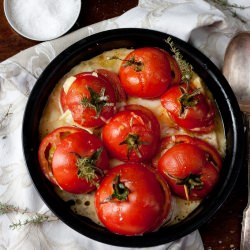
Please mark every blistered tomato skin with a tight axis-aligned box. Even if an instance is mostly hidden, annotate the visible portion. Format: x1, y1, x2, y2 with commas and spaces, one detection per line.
161, 84, 215, 133
157, 135, 221, 200
102, 104, 161, 162
60, 72, 116, 128
52, 130, 110, 194
155, 134, 222, 171
95, 69, 127, 102
95, 163, 172, 236
119, 47, 172, 99
162, 50, 182, 86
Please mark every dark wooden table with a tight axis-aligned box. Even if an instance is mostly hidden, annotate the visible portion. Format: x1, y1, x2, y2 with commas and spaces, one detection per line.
0, 1, 247, 249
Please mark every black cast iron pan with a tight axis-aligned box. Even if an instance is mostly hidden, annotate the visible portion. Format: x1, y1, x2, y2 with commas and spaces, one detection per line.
22, 28, 245, 247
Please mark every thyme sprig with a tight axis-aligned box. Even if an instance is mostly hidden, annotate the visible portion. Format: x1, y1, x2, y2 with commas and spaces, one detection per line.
165, 37, 193, 82
71, 147, 104, 184
208, 0, 250, 23
81, 87, 113, 117
0, 104, 13, 129
0, 202, 58, 230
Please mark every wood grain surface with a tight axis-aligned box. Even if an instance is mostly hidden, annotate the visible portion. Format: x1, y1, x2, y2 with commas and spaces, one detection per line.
0, 1, 247, 249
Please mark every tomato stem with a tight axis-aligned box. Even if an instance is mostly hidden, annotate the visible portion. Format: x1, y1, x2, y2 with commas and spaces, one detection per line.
101, 175, 130, 203
167, 173, 203, 200
120, 133, 146, 159
71, 148, 104, 184
108, 56, 144, 72
81, 87, 113, 117
184, 185, 190, 201
178, 87, 200, 118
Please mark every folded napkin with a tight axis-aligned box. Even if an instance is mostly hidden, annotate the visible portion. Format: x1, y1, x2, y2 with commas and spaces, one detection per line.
0, 0, 250, 249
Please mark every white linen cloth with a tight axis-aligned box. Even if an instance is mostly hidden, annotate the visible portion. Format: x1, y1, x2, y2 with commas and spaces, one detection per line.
0, 0, 250, 249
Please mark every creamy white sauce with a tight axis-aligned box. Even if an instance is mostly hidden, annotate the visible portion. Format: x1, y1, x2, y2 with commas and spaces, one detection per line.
39, 48, 226, 228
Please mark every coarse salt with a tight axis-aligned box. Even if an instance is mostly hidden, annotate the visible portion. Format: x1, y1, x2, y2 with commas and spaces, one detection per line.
6, 0, 81, 41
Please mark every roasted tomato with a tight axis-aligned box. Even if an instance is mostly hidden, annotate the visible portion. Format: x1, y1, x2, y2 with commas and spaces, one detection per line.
156, 135, 222, 200
119, 47, 172, 98
60, 72, 116, 128
163, 50, 182, 85
38, 126, 84, 184
95, 69, 127, 103
95, 163, 172, 236
153, 134, 222, 170
52, 130, 109, 194
161, 83, 215, 133
102, 104, 160, 162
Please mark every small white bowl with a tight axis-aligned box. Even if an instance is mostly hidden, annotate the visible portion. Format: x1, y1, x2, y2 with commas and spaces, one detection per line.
4, 0, 81, 41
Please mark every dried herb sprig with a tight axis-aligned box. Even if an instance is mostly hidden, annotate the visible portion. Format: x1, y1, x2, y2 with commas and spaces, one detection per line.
208, 0, 250, 23
81, 87, 113, 117
9, 214, 58, 230
0, 104, 12, 129
0, 202, 20, 214
0, 202, 58, 229
165, 37, 193, 82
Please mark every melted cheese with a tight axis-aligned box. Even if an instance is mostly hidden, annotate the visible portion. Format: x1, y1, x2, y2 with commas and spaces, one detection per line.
39, 48, 226, 228
63, 76, 76, 94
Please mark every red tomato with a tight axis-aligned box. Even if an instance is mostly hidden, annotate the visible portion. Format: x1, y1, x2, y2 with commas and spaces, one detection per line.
95, 163, 172, 235
38, 126, 84, 184
161, 83, 215, 133
102, 105, 160, 162
119, 47, 172, 98
163, 50, 182, 85
60, 72, 116, 128
153, 134, 222, 170
52, 130, 109, 194
95, 69, 127, 102
157, 135, 222, 200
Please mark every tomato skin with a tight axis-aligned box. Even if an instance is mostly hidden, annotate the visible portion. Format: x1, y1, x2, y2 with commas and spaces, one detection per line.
192, 161, 219, 199
95, 69, 127, 102
161, 84, 215, 133
61, 72, 116, 128
159, 143, 207, 178
102, 105, 160, 162
157, 135, 221, 200
60, 87, 68, 111
163, 51, 182, 85
154, 134, 222, 170
119, 47, 172, 98
95, 163, 172, 236
38, 126, 84, 184
148, 166, 172, 231
52, 130, 109, 194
